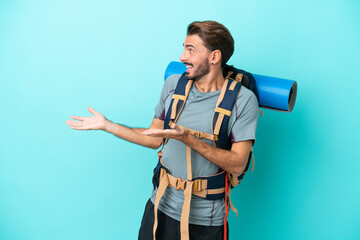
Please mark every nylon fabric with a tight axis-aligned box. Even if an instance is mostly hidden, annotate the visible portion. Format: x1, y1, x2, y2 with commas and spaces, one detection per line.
180, 181, 194, 240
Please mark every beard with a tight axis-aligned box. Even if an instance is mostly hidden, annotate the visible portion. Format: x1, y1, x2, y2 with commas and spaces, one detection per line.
185, 59, 211, 81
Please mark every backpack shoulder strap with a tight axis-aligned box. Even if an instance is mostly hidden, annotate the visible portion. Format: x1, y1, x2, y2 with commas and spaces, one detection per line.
223, 65, 259, 101
212, 72, 242, 149
163, 73, 193, 144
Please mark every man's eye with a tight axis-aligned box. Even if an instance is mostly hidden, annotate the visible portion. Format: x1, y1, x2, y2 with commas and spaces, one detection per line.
188, 49, 194, 53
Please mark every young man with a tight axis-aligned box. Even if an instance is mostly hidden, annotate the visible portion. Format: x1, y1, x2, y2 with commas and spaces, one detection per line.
66, 21, 259, 240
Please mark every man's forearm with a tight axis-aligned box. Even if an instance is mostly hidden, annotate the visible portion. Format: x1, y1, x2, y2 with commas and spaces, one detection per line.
182, 133, 249, 177
141, 124, 252, 176
104, 119, 162, 149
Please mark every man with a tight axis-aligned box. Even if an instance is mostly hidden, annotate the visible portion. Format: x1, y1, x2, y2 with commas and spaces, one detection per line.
66, 21, 259, 240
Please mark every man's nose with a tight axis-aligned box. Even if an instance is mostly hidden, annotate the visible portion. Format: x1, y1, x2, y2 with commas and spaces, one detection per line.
180, 50, 187, 62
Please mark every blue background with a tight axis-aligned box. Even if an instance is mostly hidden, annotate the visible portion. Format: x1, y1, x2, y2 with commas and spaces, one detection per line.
0, 0, 359, 239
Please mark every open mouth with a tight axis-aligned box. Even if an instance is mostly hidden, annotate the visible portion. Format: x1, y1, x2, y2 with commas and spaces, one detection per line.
184, 63, 194, 72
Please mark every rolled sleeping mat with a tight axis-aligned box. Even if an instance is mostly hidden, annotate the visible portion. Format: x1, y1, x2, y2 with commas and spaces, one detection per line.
164, 61, 297, 112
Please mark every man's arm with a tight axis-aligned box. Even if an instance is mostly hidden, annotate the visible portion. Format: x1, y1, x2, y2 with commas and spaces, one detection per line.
142, 124, 252, 177
104, 117, 164, 149
66, 107, 164, 149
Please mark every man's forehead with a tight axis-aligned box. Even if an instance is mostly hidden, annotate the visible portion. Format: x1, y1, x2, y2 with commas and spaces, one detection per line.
183, 34, 205, 48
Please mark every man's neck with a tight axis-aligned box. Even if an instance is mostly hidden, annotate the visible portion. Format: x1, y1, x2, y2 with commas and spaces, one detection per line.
194, 69, 225, 92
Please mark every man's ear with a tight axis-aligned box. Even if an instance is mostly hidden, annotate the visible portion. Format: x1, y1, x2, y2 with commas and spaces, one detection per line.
210, 50, 222, 65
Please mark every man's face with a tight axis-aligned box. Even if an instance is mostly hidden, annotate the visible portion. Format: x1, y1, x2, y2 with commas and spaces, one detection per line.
180, 34, 211, 81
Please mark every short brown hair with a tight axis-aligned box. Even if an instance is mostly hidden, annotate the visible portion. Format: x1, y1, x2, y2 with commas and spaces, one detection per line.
187, 21, 234, 67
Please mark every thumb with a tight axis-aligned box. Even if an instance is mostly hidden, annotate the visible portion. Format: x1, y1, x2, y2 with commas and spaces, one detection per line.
171, 123, 180, 130
88, 107, 97, 115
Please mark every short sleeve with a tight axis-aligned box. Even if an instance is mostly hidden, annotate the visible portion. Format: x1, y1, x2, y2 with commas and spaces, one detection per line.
230, 89, 259, 143
154, 74, 180, 120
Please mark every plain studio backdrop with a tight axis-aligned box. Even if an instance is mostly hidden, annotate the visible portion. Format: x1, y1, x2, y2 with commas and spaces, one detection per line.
0, 0, 359, 239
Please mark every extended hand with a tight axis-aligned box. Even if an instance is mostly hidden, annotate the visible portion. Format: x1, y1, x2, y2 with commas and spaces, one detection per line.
66, 107, 106, 130
142, 123, 188, 142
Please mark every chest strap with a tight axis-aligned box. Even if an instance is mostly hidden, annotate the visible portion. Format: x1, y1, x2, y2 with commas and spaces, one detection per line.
169, 121, 218, 142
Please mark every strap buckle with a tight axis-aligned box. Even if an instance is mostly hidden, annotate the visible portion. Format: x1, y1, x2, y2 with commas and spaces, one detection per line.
193, 180, 203, 191
175, 178, 186, 190
194, 131, 206, 139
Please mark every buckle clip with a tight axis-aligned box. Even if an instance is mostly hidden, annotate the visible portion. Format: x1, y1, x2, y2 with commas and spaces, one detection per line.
175, 178, 186, 190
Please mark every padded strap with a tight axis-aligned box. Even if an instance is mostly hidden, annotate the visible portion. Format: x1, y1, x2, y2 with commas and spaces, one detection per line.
164, 78, 193, 145
212, 78, 242, 149
174, 80, 193, 123
212, 79, 229, 136
171, 98, 179, 119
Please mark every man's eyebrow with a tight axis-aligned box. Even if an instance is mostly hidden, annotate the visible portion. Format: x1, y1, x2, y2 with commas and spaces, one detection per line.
183, 43, 196, 49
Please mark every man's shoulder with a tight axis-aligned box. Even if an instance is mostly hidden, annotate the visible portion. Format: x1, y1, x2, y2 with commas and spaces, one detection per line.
237, 85, 258, 104
164, 74, 182, 90
233, 85, 259, 116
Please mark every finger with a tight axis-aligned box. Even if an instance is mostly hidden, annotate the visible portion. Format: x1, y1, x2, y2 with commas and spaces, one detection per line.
69, 126, 87, 130
88, 107, 97, 115
66, 120, 83, 126
70, 116, 85, 121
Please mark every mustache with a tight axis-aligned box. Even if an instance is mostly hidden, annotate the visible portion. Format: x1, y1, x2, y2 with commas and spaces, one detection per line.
183, 62, 194, 67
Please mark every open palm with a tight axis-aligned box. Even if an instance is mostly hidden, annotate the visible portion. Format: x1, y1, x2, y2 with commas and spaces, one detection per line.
66, 107, 106, 130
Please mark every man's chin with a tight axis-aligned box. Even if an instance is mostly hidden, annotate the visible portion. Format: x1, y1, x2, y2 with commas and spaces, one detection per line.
185, 72, 193, 80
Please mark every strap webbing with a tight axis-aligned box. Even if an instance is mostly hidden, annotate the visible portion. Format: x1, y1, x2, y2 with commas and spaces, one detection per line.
153, 170, 169, 240
225, 71, 233, 79
212, 79, 229, 136
227, 184, 238, 217
169, 121, 218, 141
186, 146, 192, 180
172, 94, 187, 101
215, 107, 232, 116
179, 146, 193, 240
214, 113, 225, 135
180, 181, 193, 240
235, 73, 243, 82
214, 79, 229, 114
229, 80, 238, 91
